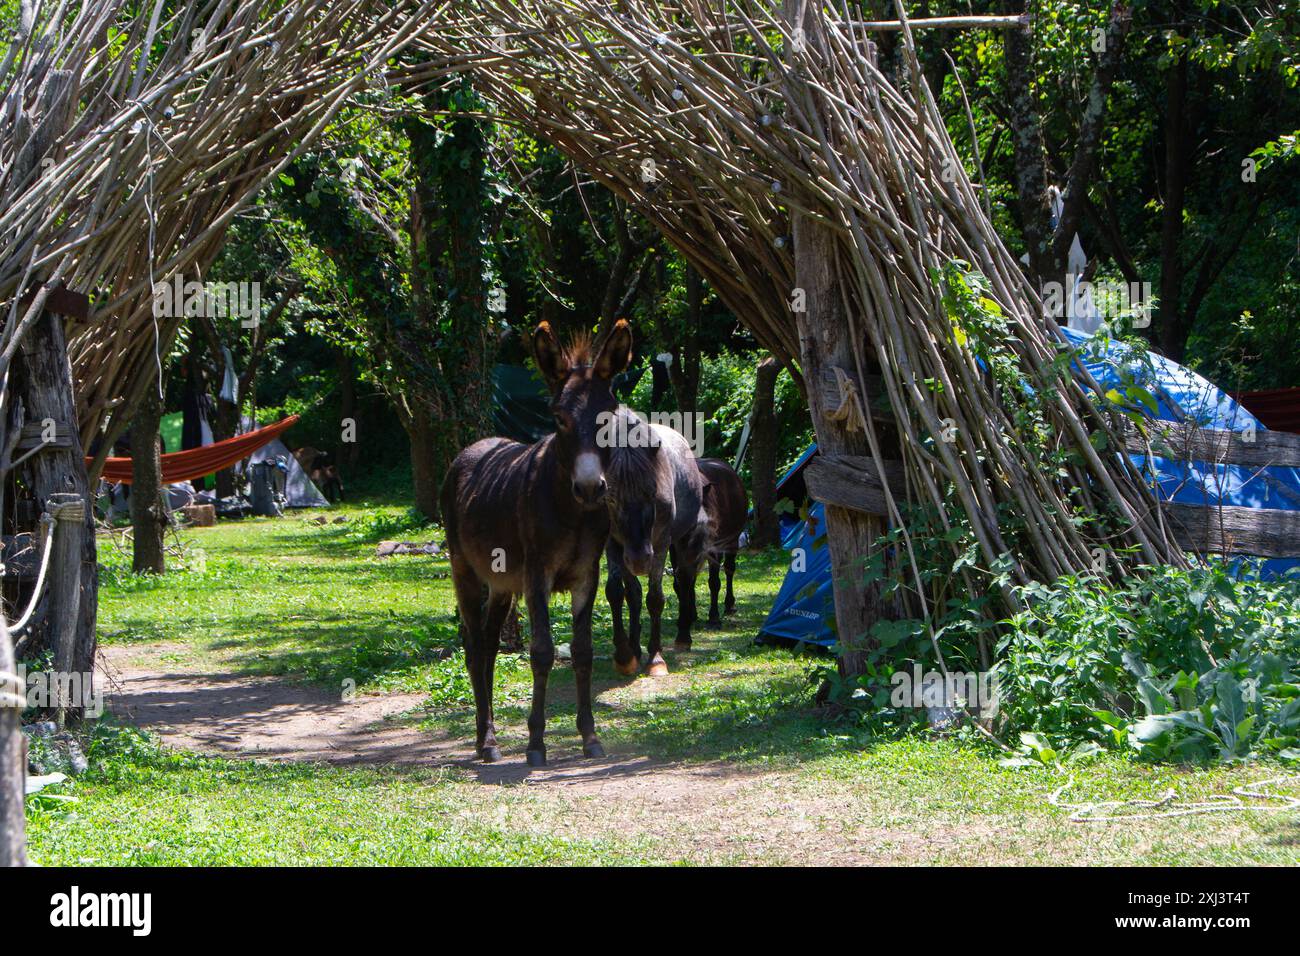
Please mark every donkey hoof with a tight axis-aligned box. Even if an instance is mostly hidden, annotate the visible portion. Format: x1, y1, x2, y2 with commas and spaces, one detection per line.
673, 641, 692, 653
526, 749, 547, 767
614, 656, 641, 677
480, 746, 502, 763
647, 655, 669, 677
706, 616, 722, 629
583, 740, 606, 759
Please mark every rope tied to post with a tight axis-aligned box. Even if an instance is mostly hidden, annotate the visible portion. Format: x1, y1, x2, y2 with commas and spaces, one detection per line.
824, 365, 865, 433
47, 498, 85, 523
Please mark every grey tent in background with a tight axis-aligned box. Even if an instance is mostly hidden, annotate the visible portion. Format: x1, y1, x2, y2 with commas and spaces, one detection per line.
246, 437, 330, 509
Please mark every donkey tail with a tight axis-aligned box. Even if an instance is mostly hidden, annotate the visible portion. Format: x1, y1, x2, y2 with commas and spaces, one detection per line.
438, 461, 461, 555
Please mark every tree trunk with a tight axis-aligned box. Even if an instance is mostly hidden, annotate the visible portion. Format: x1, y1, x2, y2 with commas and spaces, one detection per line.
1156, 49, 1191, 361
667, 266, 703, 414
13, 309, 96, 704
0, 618, 26, 867
1003, 4, 1054, 284
1048, 2, 1134, 285
337, 348, 361, 474
1005, 2, 1133, 296
403, 80, 494, 516
130, 382, 167, 574
212, 397, 239, 499
408, 414, 441, 521
600, 198, 643, 336
750, 355, 781, 548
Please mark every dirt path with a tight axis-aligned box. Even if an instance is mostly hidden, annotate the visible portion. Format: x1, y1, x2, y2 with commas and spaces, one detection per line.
98, 643, 909, 863
100, 644, 779, 786
100, 644, 709, 782
101, 644, 449, 766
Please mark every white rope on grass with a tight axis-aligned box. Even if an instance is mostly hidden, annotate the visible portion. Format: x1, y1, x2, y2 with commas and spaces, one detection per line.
1050, 773, 1300, 822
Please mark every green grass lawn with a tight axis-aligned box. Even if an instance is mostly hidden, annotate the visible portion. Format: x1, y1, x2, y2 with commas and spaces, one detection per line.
25, 500, 1300, 866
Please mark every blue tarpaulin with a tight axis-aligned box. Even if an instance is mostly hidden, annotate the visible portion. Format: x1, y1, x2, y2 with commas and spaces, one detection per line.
758, 328, 1300, 648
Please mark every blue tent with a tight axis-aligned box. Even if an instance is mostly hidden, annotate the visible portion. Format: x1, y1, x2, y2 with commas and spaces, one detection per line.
758, 329, 1300, 648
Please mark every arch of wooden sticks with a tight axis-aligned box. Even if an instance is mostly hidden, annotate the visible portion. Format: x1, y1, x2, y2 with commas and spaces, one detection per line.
2, 0, 1183, 627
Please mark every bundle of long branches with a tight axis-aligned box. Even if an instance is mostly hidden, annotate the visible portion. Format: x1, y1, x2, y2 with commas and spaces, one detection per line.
0, 0, 445, 471
419, 0, 1185, 623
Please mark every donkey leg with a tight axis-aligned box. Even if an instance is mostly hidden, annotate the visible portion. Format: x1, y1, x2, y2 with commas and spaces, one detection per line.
674, 537, 705, 652
645, 554, 668, 676
724, 551, 737, 615
671, 544, 698, 627
452, 562, 494, 761
572, 560, 605, 758
706, 554, 723, 627
673, 563, 700, 651
605, 544, 639, 676
625, 571, 644, 664
523, 575, 555, 767
476, 591, 512, 762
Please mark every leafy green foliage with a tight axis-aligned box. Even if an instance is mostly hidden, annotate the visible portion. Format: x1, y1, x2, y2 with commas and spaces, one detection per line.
999, 564, 1300, 764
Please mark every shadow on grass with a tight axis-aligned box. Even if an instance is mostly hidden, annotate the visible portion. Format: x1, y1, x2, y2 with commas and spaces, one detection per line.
106, 527, 860, 771
205, 609, 463, 686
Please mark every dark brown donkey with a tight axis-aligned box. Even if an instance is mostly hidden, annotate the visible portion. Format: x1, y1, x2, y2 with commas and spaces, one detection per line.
440, 320, 633, 766
696, 458, 747, 626
604, 415, 710, 677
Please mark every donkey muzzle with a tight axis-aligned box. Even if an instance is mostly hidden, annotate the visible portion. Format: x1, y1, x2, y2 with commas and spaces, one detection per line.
572, 476, 607, 506
572, 452, 607, 506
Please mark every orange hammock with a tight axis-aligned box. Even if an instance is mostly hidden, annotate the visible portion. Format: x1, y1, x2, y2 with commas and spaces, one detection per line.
94, 415, 301, 485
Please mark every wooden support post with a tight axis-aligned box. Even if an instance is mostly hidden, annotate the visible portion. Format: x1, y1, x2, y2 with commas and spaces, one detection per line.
0, 617, 27, 867
14, 309, 97, 713
781, 0, 897, 676
792, 213, 889, 676
850, 14, 1030, 32
46, 493, 84, 726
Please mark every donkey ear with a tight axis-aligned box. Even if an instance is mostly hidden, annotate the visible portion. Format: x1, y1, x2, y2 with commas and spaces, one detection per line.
531, 321, 568, 388
594, 319, 633, 380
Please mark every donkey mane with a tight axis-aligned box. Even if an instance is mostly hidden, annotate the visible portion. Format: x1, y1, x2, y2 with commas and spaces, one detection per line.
560, 330, 594, 369
606, 441, 659, 511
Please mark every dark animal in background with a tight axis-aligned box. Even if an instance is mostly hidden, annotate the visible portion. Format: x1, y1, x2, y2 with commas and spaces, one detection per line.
440, 320, 633, 766
696, 458, 747, 626
604, 414, 710, 677
293, 446, 344, 502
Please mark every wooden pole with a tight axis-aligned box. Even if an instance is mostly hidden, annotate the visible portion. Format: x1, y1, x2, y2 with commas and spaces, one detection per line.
15, 309, 96, 713
0, 616, 28, 867
851, 15, 1029, 32
782, 2, 893, 677
792, 214, 888, 676
46, 492, 84, 726
750, 355, 781, 548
